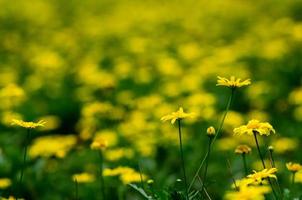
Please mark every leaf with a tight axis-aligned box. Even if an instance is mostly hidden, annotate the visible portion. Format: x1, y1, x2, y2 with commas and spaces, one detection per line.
129, 183, 153, 199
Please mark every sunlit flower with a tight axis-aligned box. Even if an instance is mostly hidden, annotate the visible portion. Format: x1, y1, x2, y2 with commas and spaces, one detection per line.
272, 138, 298, 153
234, 119, 275, 136
11, 119, 46, 129
0, 178, 11, 189
103, 166, 147, 184
72, 173, 95, 183
206, 126, 216, 136
160, 107, 195, 124
225, 185, 270, 200
90, 138, 108, 150
235, 145, 251, 154
0, 196, 22, 200
216, 76, 251, 88
247, 168, 277, 184
286, 162, 302, 172
29, 135, 76, 158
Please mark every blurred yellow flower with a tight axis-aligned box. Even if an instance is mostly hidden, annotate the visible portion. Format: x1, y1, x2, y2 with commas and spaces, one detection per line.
72, 173, 95, 183
11, 119, 46, 129
90, 138, 108, 150
247, 168, 277, 184
103, 166, 147, 184
0, 84, 25, 99
235, 145, 251, 154
234, 119, 275, 136
225, 185, 270, 200
216, 76, 251, 88
104, 148, 134, 161
271, 137, 298, 153
0, 178, 11, 189
295, 171, 302, 183
161, 107, 195, 124
37, 115, 61, 131
29, 135, 76, 158
286, 162, 302, 172
0, 196, 21, 200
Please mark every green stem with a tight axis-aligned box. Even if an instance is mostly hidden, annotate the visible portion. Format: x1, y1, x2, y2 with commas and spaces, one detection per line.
226, 158, 239, 191
75, 178, 79, 200
253, 132, 266, 168
98, 151, 106, 200
177, 119, 189, 200
269, 149, 283, 199
19, 129, 31, 196
188, 88, 235, 191
201, 137, 212, 194
292, 172, 296, 185
253, 132, 278, 200
242, 153, 248, 176
138, 160, 145, 190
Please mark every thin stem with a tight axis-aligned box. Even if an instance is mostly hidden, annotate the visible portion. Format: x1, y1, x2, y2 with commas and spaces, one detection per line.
201, 137, 212, 194
253, 132, 278, 200
269, 149, 275, 168
189, 88, 235, 191
75, 178, 79, 200
197, 176, 212, 200
203, 188, 212, 200
98, 151, 106, 200
253, 132, 265, 168
242, 153, 248, 176
226, 158, 239, 191
177, 119, 189, 200
18, 129, 31, 196
292, 172, 296, 185
269, 149, 283, 199
138, 160, 145, 190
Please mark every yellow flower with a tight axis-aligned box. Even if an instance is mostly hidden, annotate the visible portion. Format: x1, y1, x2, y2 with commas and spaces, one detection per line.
225, 185, 270, 200
90, 138, 108, 150
206, 126, 216, 136
235, 145, 252, 154
103, 166, 147, 185
0, 178, 11, 189
234, 119, 275, 136
247, 168, 277, 184
29, 135, 76, 158
216, 76, 251, 88
160, 107, 195, 124
11, 119, 46, 129
0, 196, 20, 200
286, 162, 302, 172
72, 173, 95, 183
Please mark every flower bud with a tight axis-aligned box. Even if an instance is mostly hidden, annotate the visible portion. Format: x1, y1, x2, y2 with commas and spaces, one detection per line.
268, 145, 274, 151
206, 126, 216, 137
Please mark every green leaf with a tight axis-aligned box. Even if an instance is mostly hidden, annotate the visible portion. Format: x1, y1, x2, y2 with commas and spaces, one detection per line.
129, 183, 153, 199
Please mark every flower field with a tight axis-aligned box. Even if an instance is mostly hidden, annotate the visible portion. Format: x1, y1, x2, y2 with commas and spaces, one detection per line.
0, 0, 302, 199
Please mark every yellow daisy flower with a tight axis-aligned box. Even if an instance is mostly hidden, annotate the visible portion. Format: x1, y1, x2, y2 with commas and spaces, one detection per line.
72, 173, 95, 183
247, 168, 277, 184
286, 162, 302, 172
160, 107, 195, 124
0, 178, 11, 189
225, 185, 270, 200
235, 145, 252, 154
216, 76, 251, 88
90, 138, 108, 150
11, 119, 46, 129
234, 119, 275, 136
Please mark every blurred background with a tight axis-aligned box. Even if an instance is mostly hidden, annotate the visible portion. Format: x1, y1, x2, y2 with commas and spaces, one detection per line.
0, 0, 302, 199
